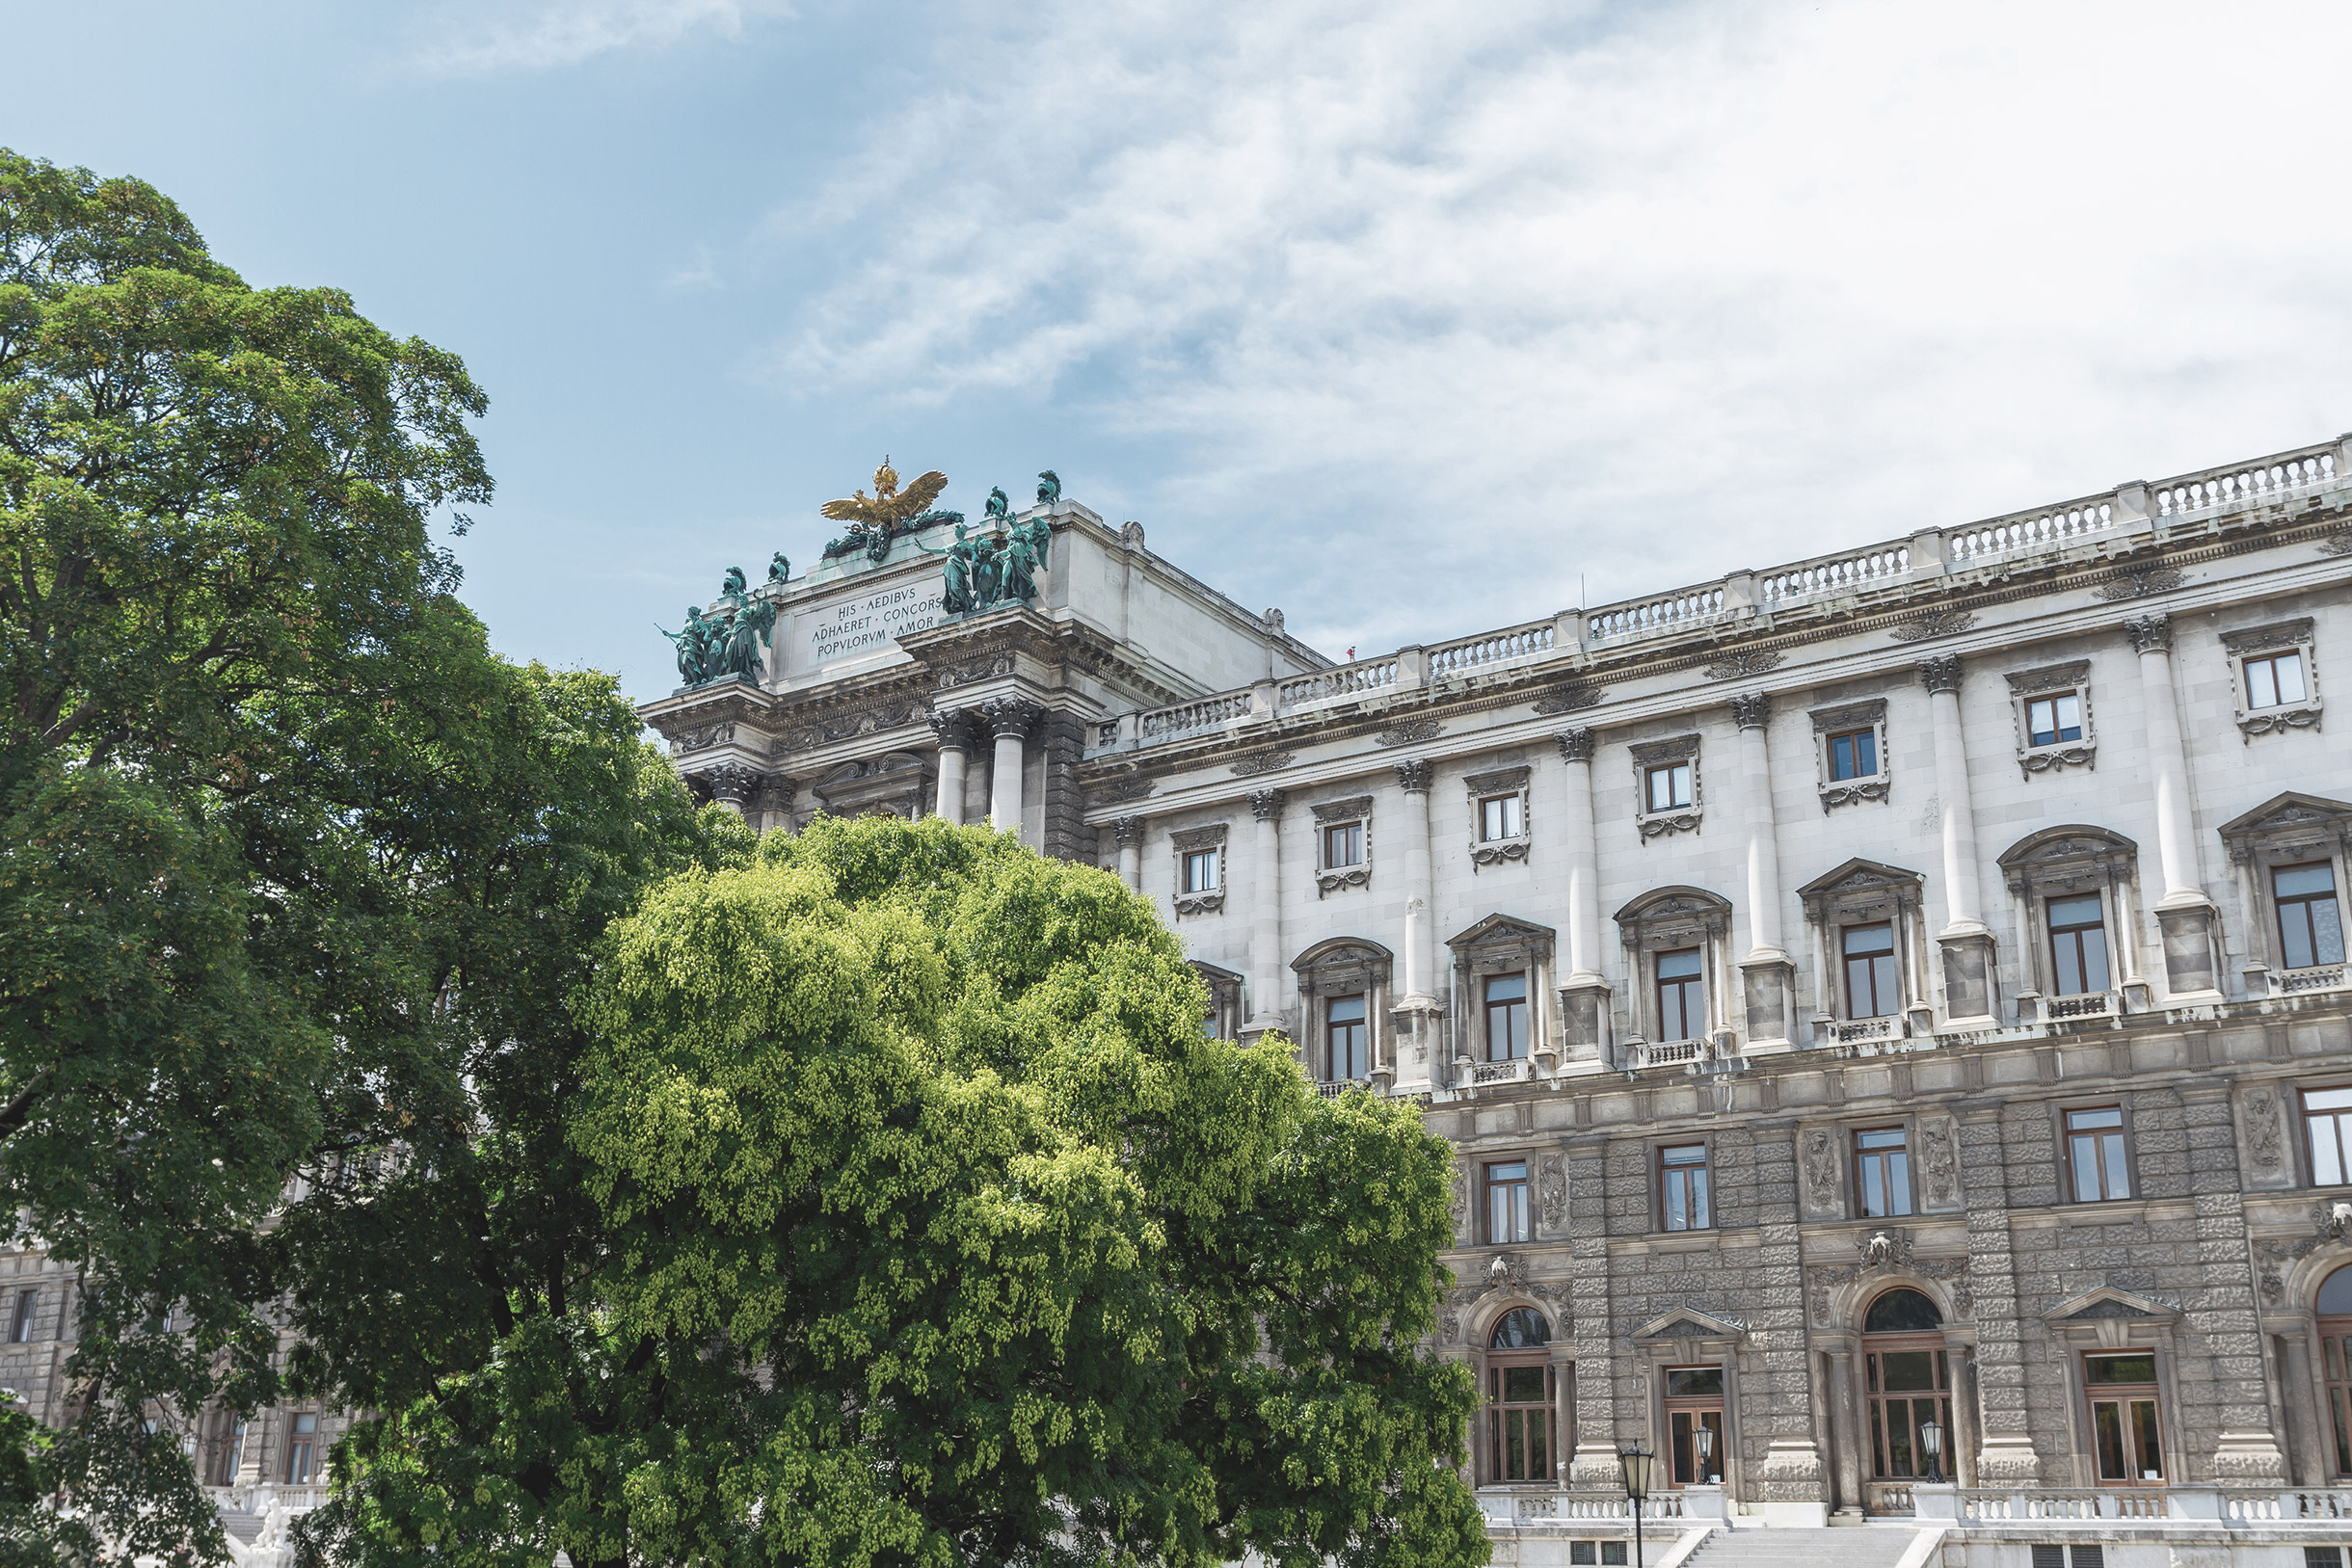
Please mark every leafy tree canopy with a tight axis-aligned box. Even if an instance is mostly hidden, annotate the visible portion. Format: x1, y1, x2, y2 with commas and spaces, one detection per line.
298, 818, 1487, 1568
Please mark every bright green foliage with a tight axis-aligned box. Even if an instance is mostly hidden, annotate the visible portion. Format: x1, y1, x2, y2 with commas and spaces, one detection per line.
307, 817, 1485, 1568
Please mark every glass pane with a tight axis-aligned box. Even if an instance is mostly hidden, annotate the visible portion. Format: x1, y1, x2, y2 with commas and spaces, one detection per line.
1663, 1144, 1705, 1166
1658, 949, 1702, 979
2332, 1384, 2352, 1476
1844, 923, 1895, 957
1860, 1157, 1885, 1216
2310, 1087, 2352, 1110
2249, 657, 2280, 708
2318, 896, 2347, 966
1327, 994, 1366, 1023
2093, 1398, 2127, 1480
2278, 652, 2309, 704
2069, 1106, 2124, 1130
2086, 1354, 2156, 1385
2286, 904, 2321, 970
1503, 1366, 1548, 1402
1864, 1289, 1943, 1333
1493, 1308, 1551, 1348
2071, 1133, 2101, 1202
2054, 693, 2082, 737
1831, 733, 1857, 780
2050, 893, 2103, 928
2130, 1397, 2162, 1479
2079, 927, 2110, 992
1529, 1410, 1549, 1480
2101, 1133, 2131, 1200
2279, 864, 2339, 898
1571, 1545, 1597, 1566
1879, 1351, 1938, 1391
2320, 1266, 2352, 1315
1602, 1543, 1628, 1565
1885, 1400, 1915, 1477
1486, 972, 1527, 1002
1506, 1410, 1527, 1478
1690, 1165, 1711, 1228
1869, 1398, 1887, 1476
2315, 1116, 2347, 1187
1490, 1161, 1526, 1182
1858, 1128, 1905, 1150
1667, 1366, 1724, 1397
1510, 1185, 1529, 1240
1664, 1173, 1688, 1231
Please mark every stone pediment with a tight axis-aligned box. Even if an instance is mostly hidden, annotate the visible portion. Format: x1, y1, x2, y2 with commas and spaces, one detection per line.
1636, 1307, 1748, 1342
1446, 912, 1557, 952
2044, 1285, 2179, 1325
1614, 885, 1732, 924
2219, 791, 2352, 845
1797, 859, 1925, 919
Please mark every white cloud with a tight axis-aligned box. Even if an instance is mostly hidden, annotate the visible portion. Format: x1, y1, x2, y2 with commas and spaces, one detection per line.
755, 0, 2352, 658
414, 0, 788, 75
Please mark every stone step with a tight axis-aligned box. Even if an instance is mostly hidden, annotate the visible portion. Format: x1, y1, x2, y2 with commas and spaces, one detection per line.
215, 1506, 264, 1545
1685, 1526, 1919, 1567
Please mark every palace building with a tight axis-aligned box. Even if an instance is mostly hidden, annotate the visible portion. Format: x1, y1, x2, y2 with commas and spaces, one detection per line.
638, 440, 2352, 1564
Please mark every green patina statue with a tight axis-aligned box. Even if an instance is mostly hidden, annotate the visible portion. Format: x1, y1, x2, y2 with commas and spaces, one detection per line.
657, 570, 779, 690
985, 486, 1010, 520
768, 551, 789, 584
916, 481, 1054, 615
1035, 470, 1060, 507
721, 566, 748, 599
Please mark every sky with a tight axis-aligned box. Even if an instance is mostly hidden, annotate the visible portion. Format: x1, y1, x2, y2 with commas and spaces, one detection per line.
8, 0, 2352, 703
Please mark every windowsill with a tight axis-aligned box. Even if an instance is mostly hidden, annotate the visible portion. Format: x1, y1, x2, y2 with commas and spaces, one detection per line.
1819, 776, 1889, 811
1637, 811, 1701, 841
1649, 1232, 1718, 1251
2018, 738, 2097, 775
2237, 700, 2322, 738
2059, 1199, 2147, 1226
1473, 835, 1531, 867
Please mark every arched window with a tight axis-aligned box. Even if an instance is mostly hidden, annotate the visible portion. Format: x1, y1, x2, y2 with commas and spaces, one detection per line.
2320, 1264, 2352, 1476
1486, 1309, 1555, 1483
1861, 1289, 1948, 1490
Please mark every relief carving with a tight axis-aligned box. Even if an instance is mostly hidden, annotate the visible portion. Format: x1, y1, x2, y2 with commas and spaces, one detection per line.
1538, 1156, 1567, 1229
1887, 609, 1977, 643
2247, 1088, 2285, 1170
1802, 1129, 1840, 1211
1701, 651, 1786, 680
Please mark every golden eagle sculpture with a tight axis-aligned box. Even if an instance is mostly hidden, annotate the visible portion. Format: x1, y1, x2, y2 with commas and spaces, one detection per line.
820, 458, 949, 535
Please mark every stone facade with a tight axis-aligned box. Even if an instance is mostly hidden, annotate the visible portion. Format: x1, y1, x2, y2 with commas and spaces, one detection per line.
646, 436, 2352, 1557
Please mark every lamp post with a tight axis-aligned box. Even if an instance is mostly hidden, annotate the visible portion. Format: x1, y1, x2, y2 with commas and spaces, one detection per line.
1693, 1422, 1714, 1485
1919, 1418, 1944, 1485
1618, 1443, 1657, 1568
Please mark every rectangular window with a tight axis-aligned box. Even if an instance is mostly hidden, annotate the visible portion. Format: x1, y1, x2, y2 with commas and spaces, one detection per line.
284, 1412, 319, 1485
2306, 1548, 2347, 1568
1568, 1545, 1630, 1566
8, 1290, 34, 1344
1655, 947, 1704, 1041
1323, 821, 1363, 868
2047, 893, 2111, 997
1486, 1160, 1531, 1243
1485, 1360, 1554, 1482
2276, 863, 2347, 970
2026, 691, 2084, 747
2246, 651, 2310, 710
1480, 793, 1524, 841
1484, 972, 1529, 1061
1855, 1128, 1912, 1218
2033, 1549, 2109, 1568
2084, 1354, 2163, 1484
2307, 1087, 2352, 1186
1646, 762, 1693, 811
2066, 1106, 2132, 1202
1828, 727, 1879, 781
1182, 848, 1219, 894
1842, 921, 1898, 1018
1325, 994, 1368, 1081
1660, 1144, 1712, 1232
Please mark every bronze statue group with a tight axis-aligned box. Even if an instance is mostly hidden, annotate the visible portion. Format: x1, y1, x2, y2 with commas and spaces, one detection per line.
658, 553, 788, 688
930, 481, 1055, 616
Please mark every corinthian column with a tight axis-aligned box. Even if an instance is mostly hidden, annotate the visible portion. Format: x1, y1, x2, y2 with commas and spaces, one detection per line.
2124, 613, 2222, 997
1390, 759, 1442, 1092
1729, 693, 1795, 1048
1555, 729, 1611, 1065
980, 698, 1042, 836
1243, 789, 1288, 1038
1113, 816, 1143, 890
927, 707, 976, 825
1919, 655, 1996, 1023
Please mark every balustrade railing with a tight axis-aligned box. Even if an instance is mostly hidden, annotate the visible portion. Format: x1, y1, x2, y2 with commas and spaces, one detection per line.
1947, 499, 2116, 565
2155, 451, 2337, 517
1831, 1016, 1902, 1045
1759, 545, 1911, 603
1588, 586, 1725, 643
1278, 658, 1399, 709
1547, 1492, 1686, 1521
1428, 622, 1555, 679
1956, 1488, 2166, 1522
1138, 690, 1252, 741
2275, 964, 2347, 997
2042, 990, 2119, 1023
1469, 1057, 1535, 1086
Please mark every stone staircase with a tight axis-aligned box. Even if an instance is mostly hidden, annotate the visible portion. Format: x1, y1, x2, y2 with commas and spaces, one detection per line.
215, 1503, 264, 1544
1684, 1526, 1921, 1566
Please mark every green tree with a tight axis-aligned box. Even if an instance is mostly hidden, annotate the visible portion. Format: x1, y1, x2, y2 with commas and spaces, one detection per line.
300, 817, 1487, 1568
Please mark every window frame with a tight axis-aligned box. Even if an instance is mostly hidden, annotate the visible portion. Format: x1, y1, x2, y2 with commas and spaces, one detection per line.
1310, 795, 1374, 897
283, 1411, 321, 1486
1629, 735, 1703, 842
1653, 945, 1706, 1044
1485, 1158, 1532, 1245
2062, 1104, 2134, 1204
1291, 939, 1394, 1089
8, 1289, 34, 1344
1841, 920, 1900, 1020
1810, 699, 1891, 812
2273, 861, 2348, 973
2005, 660, 2098, 776
2222, 616, 2322, 740
1658, 1141, 1713, 1232
2305, 1085, 2352, 1188
1323, 992, 1370, 1083
2045, 891, 2115, 999
1463, 766, 1533, 871
1853, 1125, 1914, 1218
1483, 971, 1530, 1062
1169, 822, 1229, 918
2081, 1351, 2167, 1487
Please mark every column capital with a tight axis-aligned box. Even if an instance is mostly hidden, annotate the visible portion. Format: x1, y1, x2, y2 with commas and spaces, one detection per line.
1555, 727, 1595, 763
1918, 653, 1964, 694
1728, 692, 1772, 730
1248, 788, 1287, 822
928, 705, 979, 751
1394, 757, 1433, 793
2122, 611, 2174, 654
693, 761, 762, 809
1112, 814, 1144, 845
979, 695, 1045, 739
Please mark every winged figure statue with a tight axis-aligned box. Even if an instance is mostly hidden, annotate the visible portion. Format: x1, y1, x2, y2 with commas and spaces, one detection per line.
820, 458, 950, 537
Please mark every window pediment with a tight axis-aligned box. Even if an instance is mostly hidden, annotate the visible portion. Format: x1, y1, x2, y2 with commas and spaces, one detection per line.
1293, 937, 1393, 997
1998, 825, 2138, 894
2006, 659, 2092, 694
1615, 886, 1732, 948
1798, 858, 1925, 922
1169, 822, 1230, 851
2220, 792, 2352, 863
2045, 1285, 2178, 1325
1310, 794, 1375, 821
1462, 766, 1532, 794
1446, 913, 1554, 970
1635, 1306, 1747, 1342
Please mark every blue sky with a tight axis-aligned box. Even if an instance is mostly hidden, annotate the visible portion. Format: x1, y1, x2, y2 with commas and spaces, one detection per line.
9, 0, 2352, 704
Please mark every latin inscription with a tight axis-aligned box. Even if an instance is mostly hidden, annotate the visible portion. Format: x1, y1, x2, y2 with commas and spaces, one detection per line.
798, 583, 939, 669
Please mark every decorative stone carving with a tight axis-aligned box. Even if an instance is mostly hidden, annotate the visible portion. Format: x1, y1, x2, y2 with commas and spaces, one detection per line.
2005, 658, 2097, 775
783, 693, 929, 750
1917, 653, 1964, 694
927, 706, 978, 752
1231, 750, 1294, 778
2092, 565, 2187, 601
1555, 727, 1595, 763
2246, 1087, 2285, 1171
1374, 717, 1443, 747
2121, 612, 2173, 654
2318, 525, 2352, 556
2005, 658, 2091, 696
935, 651, 1019, 690
699, 762, 762, 808
1530, 681, 1605, 716
1248, 788, 1287, 821
1394, 758, 1433, 792
1097, 775, 1156, 805
1887, 609, 1977, 643
1311, 795, 1374, 898
1804, 1233, 1971, 1327
1918, 1117, 1960, 1209
1112, 816, 1143, 846
1537, 1156, 1566, 1229
1463, 766, 1533, 869
1728, 692, 1772, 729
1630, 733, 1703, 841
980, 696, 1045, 739
676, 720, 736, 753
1702, 650, 1785, 680
1486, 1251, 1529, 1292
1802, 1128, 1840, 1211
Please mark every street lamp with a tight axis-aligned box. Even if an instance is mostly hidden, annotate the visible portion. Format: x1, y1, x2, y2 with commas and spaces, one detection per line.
1919, 1418, 1944, 1485
1617, 1443, 1657, 1568
1692, 1422, 1714, 1485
